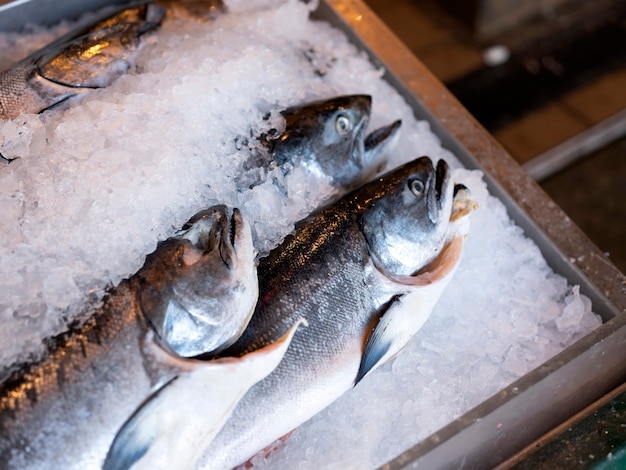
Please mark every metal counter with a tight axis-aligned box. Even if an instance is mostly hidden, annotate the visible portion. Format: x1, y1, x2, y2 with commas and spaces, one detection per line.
1, 0, 625, 468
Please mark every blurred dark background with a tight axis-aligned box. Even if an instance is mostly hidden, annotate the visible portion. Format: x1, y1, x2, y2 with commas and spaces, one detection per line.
365, 0, 626, 274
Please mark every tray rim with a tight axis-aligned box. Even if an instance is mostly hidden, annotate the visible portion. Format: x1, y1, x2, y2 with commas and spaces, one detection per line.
1, 0, 624, 467
315, 0, 626, 468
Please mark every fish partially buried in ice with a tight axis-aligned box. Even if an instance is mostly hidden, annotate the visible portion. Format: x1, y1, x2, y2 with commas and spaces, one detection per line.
241, 95, 402, 190
0, 205, 268, 469
0, 2, 165, 121
103, 319, 306, 470
138, 206, 258, 358
198, 157, 476, 469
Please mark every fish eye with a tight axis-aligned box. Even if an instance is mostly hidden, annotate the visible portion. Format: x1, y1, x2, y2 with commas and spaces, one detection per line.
335, 114, 353, 135
408, 178, 425, 197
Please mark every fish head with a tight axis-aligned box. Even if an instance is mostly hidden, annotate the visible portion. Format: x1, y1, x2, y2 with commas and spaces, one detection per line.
360, 157, 456, 278
274, 95, 400, 188
137, 205, 258, 358
355, 160, 476, 382
35, 4, 165, 89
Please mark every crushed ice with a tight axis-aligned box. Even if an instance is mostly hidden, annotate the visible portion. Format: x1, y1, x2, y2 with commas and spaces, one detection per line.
0, 0, 602, 468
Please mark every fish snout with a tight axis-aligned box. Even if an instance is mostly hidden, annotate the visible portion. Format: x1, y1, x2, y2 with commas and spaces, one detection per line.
428, 158, 451, 223
361, 119, 402, 175
218, 208, 249, 270
176, 206, 251, 271
177, 205, 229, 263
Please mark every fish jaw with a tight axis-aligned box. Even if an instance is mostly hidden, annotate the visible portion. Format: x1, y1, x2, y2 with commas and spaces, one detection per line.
138, 206, 258, 358
357, 118, 403, 185
103, 319, 306, 470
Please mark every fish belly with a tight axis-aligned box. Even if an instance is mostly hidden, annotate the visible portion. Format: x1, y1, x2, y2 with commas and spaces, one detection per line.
199, 237, 378, 469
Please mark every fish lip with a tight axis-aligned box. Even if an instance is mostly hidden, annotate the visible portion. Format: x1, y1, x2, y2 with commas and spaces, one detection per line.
351, 114, 369, 160
427, 158, 450, 223
178, 205, 228, 249
181, 205, 239, 269
218, 208, 240, 269
434, 159, 448, 204
364, 119, 402, 150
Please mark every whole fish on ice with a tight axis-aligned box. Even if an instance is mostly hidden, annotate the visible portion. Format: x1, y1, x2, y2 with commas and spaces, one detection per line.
0, 205, 285, 469
182, 156, 476, 469
239, 95, 401, 190
0, 2, 165, 122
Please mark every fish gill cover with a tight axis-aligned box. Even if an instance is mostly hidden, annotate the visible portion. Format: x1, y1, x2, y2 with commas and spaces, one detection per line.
0, 0, 601, 468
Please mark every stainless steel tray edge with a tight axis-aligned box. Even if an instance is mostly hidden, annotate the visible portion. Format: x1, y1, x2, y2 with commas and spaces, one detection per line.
316, 0, 626, 468
0, 0, 624, 467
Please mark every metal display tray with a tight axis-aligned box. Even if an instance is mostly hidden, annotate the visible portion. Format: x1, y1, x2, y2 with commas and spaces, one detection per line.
1, 0, 624, 468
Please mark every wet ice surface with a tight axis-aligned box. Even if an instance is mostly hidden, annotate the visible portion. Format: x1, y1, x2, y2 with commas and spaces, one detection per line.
0, 0, 601, 468
250, 171, 601, 469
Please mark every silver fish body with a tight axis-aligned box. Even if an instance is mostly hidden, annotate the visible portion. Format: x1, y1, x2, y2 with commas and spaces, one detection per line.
243, 95, 401, 190
139, 206, 258, 358
0, 2, 165, 121
201, 157, 474, 469
0, 206, 261, 469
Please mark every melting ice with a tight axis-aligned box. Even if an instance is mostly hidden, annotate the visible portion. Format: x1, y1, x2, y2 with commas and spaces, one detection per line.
0, 0, 601, 468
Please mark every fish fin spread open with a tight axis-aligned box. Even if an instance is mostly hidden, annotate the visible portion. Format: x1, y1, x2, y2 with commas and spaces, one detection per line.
103, 318, 306, 470
103, 377, 177, 470
355, 295, 402, 385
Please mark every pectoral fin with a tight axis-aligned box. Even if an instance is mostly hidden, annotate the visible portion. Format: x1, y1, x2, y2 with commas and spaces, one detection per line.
356, 295, 401, 385
355, 285, 439, 385
104, 318, 307, 470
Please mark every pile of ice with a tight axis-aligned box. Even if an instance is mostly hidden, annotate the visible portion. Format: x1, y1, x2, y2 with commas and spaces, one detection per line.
0, 0, 601, 467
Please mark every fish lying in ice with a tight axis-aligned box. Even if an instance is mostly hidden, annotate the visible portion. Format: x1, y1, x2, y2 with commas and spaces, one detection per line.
240, 95, 401, 190
103, 320, 306, 470
183, 156, 475, 469
0, 2, 165, 121
0, 205, 275, 469
138, 206, 258, 357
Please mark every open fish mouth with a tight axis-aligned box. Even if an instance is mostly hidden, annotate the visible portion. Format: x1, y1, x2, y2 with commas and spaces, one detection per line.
138, 205, 257, 358
359, 119, 402, 175
397, 182, 477, 287
363, 119, 402, 158
176, 205, 241, 270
